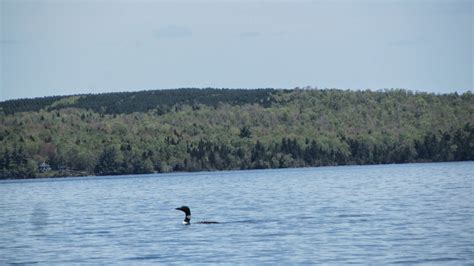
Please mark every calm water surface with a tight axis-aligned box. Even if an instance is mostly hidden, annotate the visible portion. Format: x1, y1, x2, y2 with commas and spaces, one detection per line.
1, 162, 473, 264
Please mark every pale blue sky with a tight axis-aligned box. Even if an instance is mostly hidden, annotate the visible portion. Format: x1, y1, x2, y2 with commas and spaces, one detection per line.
1, 0, 472, 101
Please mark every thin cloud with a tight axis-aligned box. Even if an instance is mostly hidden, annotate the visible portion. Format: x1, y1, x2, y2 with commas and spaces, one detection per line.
240, 30, 288, 39
153, 25, 193, 39
240, 31, 262, 38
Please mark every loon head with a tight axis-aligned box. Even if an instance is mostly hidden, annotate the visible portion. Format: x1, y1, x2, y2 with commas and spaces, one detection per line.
175, 206, 191, 225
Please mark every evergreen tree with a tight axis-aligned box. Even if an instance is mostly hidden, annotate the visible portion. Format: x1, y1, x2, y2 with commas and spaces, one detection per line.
95, 146, 121, 176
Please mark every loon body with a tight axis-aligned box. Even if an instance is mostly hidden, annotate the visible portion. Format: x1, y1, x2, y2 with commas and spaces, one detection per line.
175, 206, 219, 225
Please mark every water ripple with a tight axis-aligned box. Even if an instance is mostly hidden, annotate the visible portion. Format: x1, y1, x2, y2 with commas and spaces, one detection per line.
0, 162, 473, 264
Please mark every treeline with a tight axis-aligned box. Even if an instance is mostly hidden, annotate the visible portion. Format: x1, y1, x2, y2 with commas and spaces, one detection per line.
0, 88, 473, 179
48, 124, 474, 176
0, 88, 276, 115
2, 124, 472, 178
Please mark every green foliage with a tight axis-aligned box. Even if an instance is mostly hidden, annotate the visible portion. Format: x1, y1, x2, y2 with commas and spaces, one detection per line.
0, 88, 473, 179
50, 96, 82, 108
239, 126, 252, 138
0, 147, 37, 179
95, 146, 121, 176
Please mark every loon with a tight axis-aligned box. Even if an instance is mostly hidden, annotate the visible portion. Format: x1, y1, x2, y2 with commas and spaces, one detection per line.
175, 206, 219, 225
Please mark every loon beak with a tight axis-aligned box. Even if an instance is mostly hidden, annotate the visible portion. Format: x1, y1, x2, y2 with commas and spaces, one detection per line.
175, 207, 182, 211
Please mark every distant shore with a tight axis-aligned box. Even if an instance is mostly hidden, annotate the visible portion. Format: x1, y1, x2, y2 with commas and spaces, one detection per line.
1, 88, 473, 180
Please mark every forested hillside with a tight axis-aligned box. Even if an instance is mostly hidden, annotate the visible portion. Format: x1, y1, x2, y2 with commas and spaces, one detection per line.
0, 88, 473, 179
0, 88, 275, 115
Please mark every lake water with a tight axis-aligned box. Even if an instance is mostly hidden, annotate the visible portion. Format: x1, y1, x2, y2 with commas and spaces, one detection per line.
0, 162, 473, 264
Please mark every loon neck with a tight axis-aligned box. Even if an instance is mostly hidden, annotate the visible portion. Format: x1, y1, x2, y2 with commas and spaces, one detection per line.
183, 215, 191, 224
